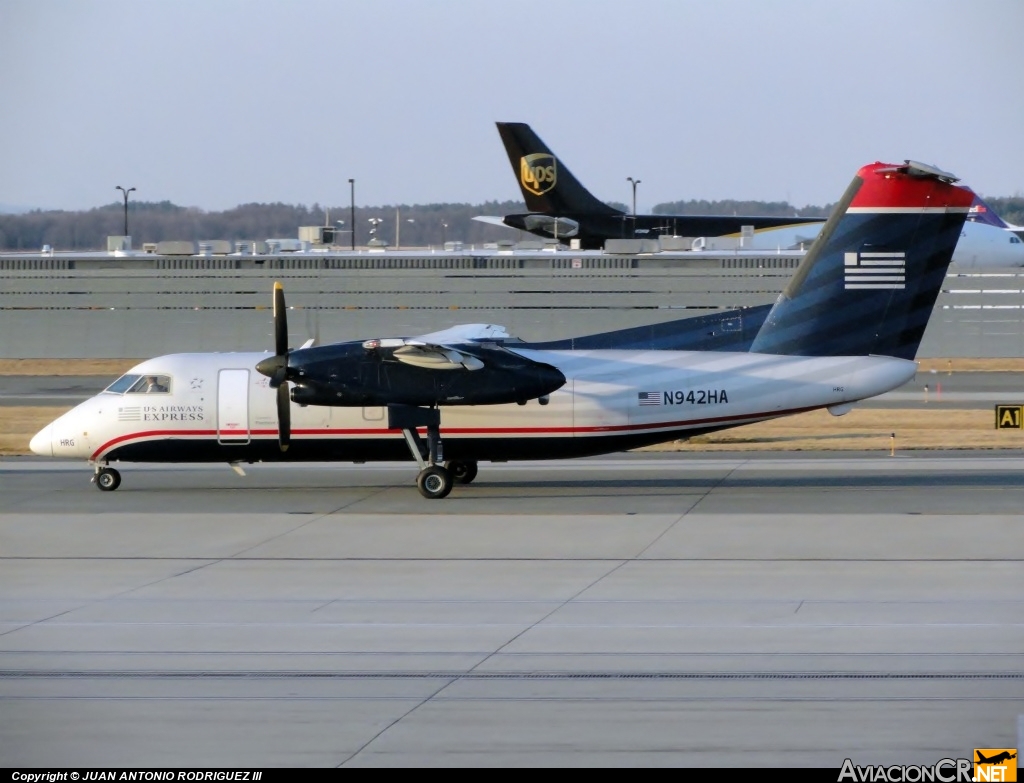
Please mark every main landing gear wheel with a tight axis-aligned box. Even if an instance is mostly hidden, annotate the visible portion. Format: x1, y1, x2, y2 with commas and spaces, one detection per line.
95, 467, 121, 492
445, 459, 478, 485
416, 465, 453, 499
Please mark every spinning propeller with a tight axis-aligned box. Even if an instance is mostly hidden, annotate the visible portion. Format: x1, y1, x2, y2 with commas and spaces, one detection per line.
255, 282, 292, 451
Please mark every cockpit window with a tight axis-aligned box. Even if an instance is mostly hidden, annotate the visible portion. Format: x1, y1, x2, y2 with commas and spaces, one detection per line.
104, 374, 142, 394
103, 373, 171, 394
130, 374, 171, 394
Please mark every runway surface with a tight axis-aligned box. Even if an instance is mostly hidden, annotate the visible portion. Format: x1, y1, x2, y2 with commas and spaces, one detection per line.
1, 454, 1022, 767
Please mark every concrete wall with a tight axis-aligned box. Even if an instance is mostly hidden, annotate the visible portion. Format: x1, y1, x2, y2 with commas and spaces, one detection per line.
2, 262, 1023, 359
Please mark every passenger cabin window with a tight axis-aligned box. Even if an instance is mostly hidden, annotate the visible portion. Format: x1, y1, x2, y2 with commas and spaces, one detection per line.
103, 373, 171, 394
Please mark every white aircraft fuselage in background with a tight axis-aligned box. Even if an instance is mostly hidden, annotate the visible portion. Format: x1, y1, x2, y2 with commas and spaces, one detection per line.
732, 219, 1024, 267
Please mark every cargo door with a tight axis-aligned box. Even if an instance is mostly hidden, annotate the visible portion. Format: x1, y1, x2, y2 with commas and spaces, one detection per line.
217, 368, 250, 444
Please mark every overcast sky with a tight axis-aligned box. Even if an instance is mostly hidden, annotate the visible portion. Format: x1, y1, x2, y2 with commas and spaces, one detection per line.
2, 0, 1022, 213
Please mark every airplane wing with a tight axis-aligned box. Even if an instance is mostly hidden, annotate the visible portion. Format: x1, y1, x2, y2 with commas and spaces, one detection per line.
411, 323, 512, 344
257, 284, 566, 432
363, 324, 513, 371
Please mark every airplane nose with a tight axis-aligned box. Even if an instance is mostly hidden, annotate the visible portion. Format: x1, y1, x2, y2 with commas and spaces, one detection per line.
29, 423, 53, 457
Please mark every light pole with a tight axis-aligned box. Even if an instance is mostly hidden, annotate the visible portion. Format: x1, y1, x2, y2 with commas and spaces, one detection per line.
626, 177, 640, 216
115, 185, 135, 236
348, 178, 355, 250
441, 222, 448, 248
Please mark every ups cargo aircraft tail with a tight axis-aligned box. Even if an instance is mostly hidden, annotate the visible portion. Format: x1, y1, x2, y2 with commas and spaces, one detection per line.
485, 121, 824, 249
32, 160, 973, 499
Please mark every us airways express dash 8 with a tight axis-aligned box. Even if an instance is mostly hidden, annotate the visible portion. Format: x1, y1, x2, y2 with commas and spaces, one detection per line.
31, 160, 974, 499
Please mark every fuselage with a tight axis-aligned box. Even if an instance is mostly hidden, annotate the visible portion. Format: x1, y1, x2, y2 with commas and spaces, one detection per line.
31, 348, 916, 465
735, 219, 1024, 267
503, 211, 1024, 266
501, 212, 822, 250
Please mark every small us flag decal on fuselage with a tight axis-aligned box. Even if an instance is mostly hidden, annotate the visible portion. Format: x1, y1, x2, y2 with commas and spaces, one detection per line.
638, 392, 662, 406
844, 251, 905, 289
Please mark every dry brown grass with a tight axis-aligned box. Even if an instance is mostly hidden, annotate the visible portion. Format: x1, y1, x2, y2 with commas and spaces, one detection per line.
4, 405, 1022, 457
643, 407, 1024, 452
0, 359, 142, 376
1, 406, 73, 455
915, 357, 1024, 372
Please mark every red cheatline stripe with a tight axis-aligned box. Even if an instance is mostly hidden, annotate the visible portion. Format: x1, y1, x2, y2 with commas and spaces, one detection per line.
92, 429, 214, 460
90, 403, 821, 460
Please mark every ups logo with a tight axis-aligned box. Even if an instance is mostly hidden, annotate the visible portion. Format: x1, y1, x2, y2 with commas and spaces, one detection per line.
520, 153, 557, 196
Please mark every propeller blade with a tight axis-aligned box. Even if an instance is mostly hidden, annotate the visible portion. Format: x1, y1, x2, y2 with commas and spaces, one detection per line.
258, 282, 292, 450
276, 382, 291, 452
273, 281, 288, 357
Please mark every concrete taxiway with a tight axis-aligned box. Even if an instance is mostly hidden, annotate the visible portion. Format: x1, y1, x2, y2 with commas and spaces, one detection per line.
1, 454, 1022, 767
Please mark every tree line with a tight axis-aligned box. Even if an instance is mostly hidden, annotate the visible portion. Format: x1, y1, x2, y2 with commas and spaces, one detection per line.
653, 199, 833, 218
657, 196, 1024, 226
0, 200, 529, 252
1, 195, 1021, 252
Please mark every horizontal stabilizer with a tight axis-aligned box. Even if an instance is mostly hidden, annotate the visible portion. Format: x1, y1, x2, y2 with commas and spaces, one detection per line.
875, 160, 959, 182
473, 215, 512, 227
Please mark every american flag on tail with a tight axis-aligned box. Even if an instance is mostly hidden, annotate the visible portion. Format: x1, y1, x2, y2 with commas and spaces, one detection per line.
844, 251, 905, 290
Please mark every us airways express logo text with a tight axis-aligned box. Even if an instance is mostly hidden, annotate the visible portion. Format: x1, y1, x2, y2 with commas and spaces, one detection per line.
143, 405, 205, 422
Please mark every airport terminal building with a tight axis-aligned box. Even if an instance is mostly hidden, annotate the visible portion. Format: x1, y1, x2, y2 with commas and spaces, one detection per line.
2, 239, 1023, 359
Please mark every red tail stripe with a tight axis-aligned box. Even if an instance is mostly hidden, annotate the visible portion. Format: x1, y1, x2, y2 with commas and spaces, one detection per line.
850, 162, 974, 210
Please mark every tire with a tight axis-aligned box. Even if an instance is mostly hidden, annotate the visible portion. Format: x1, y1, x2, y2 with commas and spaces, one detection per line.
95, 468, 121, 492
416, 465, 453, 499
445, 459, 478, 485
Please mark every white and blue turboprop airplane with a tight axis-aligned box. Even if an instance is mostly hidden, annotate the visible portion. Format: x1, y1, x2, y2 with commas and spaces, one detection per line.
30, 160, 974, 499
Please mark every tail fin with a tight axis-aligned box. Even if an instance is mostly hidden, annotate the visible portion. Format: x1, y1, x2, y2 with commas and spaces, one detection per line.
749, 161, 973, 360
966, 192, 1014, 229
496, 122, 622, 216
